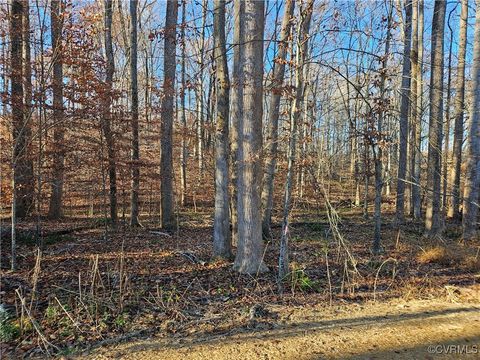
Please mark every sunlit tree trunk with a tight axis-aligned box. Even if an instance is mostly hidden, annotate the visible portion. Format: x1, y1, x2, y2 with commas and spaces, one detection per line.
261, 0, 295, 238
230, 0, 245, 247
180, 0, 187, 207
48, 0, 65, 219
425, 0, 446, 237
160, 0, 178, 229
129, 0, 140, 226
462, 1, 480, 241
233, 0, 268, 275
394, 0, 412, 225
213, 0, 232, 258
449, 0, 468, 220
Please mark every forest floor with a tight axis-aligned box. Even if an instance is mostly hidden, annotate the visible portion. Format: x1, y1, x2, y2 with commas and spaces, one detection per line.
1, 207, 479, 358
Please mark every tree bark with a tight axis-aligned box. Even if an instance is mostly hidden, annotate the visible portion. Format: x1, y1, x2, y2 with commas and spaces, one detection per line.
394, 0, 412, 225
102, 0, 117, 226
48, 0, 65, 219
180, 0, 187, 207
160, 0, 178, 229
462, 1, 480, 241
425, 0, 446, 237
129, 0, 140, 226
213, 0, 232, 259
261, 0, 295, 239
233, 0, 268, 275
448, 0, 468, 220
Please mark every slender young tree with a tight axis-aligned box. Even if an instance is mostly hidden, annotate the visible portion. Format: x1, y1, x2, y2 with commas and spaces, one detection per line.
160, 0, 178, 229
180, 0, 187, 207
213, 0, 231, 258
48, 0, 65, 219
278, 0, 314, 286
394, 0, 412, 225
412, 0, 424, 220
129, 0, 140, 226
102, 0, 117, 226
425, 0, 446, 237
462, 0, 480, 241
449, 0, 468, 220
233, 0, 268, 274
261, 0, 295, 238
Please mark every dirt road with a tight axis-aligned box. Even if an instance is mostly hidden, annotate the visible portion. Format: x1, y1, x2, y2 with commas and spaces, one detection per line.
85, 295, 480, 360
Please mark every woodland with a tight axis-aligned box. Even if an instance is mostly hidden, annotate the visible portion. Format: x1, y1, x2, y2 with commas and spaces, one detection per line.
0, 0, 479, 358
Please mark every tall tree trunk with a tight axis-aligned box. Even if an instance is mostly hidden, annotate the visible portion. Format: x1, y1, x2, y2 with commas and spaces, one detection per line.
180, 0, 187, 207
449, 0, 468, 220
462, 1, 480, 241
373, 2, 393, 254
411, 0, 423, 220
261, 0, 295, 238
160, 0, 178, 229
103, 0, 117, 226
233, 0, 268, 275
230, 0, 245, 247
425, 0, 446, 237
48, 0, 65, 219
394, 0, 412, 225
213, 0, 231, 258
196, 0, 207, 177
129, 0, 140, 226
278, 0, 314, 287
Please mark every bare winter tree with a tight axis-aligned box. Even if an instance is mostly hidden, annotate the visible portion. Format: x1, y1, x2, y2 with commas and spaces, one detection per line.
129, 0, 140, 226
449, 0, 468, 221
425, 0, 446, 237
278, 0, 314, 287
102, 0, 117, 226
233, 0, 268, 274
462, 0, 480, 241
160, 0, 178, 229
213, 0, 231, 258
48, 0, 65, 219
394, 0, 412, 225
261, 0, 295, 238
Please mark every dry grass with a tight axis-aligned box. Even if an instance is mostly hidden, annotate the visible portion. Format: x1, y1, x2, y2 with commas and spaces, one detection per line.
417, 243, 480, 272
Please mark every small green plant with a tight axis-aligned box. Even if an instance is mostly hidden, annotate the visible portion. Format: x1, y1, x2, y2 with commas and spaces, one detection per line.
290, 266, 320, 292
114, 313, 127, 328
0, 307, 20, 342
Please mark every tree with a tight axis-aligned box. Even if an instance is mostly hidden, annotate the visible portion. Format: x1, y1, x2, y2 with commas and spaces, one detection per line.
449, 0, 468, 220
261, 0, 295, 238
179, 0, 187, 207
230, 0, 245, 246
48, 0, 65, 219
394, 0, 412, 225
411, 0, 424, 220
160, 0, 178, 229
212, 0, 231, 258
425, 0, 446, 237
233, 0, 268, 274
278, 0, 314, 286
102, 0, 117, 226
462, 0, 480, 241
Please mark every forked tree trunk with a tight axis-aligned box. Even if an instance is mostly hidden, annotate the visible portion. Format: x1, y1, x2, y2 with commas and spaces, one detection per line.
233, 0, 268, 275
449, 0, 468, 220
394, 0, 412, 225
213, 0, 232, 259
278, 0, 314, 286
261, 0, 295, 238
160, 0, 178, 229
462, 1, 480, 241
48, 0, 65, 219
425, 0, 446, 237
129, 0, 140, 226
